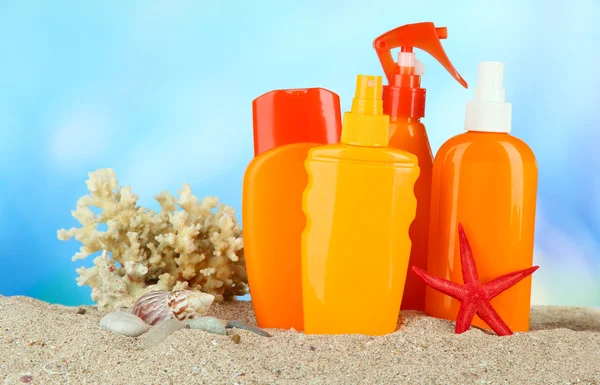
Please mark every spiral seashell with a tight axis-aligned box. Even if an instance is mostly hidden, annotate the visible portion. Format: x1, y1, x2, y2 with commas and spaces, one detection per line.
130, 290, 214, 325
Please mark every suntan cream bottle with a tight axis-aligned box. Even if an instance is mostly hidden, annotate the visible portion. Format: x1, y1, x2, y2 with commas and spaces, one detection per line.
373, 22, 468, 311
426, 62, 538, 332
301, 75, 419, 335
243, 88, 342, 330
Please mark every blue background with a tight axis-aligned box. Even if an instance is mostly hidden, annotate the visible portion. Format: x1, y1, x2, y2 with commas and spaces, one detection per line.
0, 0, 598, 307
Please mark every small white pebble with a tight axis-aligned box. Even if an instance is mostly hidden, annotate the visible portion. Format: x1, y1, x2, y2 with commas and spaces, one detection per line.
99, 312, 148, 337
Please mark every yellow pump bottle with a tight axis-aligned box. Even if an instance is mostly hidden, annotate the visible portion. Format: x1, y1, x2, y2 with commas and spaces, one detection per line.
301, 75, 420, 335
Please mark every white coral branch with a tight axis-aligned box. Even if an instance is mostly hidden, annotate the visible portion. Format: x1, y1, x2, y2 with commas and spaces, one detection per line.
57, 168, 247, 311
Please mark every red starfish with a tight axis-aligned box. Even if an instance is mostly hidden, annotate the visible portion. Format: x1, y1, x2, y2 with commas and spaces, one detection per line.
412, 224, 539, 336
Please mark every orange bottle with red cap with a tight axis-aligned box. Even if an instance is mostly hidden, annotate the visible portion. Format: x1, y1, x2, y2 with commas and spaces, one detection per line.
373, 22, 468, 311
242, 88, 342, 330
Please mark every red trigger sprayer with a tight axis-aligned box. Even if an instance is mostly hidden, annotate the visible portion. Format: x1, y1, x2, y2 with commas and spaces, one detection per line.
373, 22, 468, 311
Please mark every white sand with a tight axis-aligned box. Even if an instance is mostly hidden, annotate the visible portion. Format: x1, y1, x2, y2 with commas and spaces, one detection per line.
1, 295, 599, 384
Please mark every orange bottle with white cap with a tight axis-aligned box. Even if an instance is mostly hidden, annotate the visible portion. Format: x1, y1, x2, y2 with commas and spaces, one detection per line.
426, 62, 538, 332
373, 22, 468, 311
243, 88, 342, 331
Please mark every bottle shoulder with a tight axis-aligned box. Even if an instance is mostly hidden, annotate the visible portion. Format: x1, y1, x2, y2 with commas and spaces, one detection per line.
246, 142, 319, 172
308, 143, 418, 165
435, 132, 537, 165
388, 118, 426, 132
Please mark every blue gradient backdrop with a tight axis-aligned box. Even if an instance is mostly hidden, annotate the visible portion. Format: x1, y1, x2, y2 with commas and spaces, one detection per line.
0, 1, 598, 307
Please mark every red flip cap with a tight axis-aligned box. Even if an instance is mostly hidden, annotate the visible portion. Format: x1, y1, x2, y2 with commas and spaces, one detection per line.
252, 88, 342, 156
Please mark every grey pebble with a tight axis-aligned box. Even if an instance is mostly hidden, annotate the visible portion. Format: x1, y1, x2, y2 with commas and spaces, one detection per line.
99, 311, 148, 337
184, 317, 226, 335
226, 320, 271, 337
143, 318, 187, 349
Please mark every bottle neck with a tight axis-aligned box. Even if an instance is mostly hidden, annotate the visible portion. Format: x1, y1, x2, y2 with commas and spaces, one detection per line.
388, 116, 425, 140
465, 129, 510, 135
382, 81, 426, 120
390, 116, 421, 123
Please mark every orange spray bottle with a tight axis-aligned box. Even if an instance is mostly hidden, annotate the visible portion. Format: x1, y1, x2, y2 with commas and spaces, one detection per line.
373, 22, 468, 311
242, 88, 342, 330
426, 62, 538, 332
301, 75, 420, 335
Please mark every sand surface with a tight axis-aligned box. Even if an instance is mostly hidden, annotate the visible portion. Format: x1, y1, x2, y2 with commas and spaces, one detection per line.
0, 295, 599, 384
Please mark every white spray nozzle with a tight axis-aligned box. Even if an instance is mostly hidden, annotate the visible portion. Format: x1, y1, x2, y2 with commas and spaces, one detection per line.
465, 61, 512, 133
414, 58, 425, 76
397, 52, 425, 75
397, 52, 415, 68
474, 62, 505, 102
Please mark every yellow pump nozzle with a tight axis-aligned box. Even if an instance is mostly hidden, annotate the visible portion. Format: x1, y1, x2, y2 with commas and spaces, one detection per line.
341, 75, 389, 147
350, 75, 383, 115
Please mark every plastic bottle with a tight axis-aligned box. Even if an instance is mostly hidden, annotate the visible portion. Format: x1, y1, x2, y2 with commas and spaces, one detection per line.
301, 75, 420, 335
243, 88, 342, 330
426, 62, 538, 332
373, 22, 468, 311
